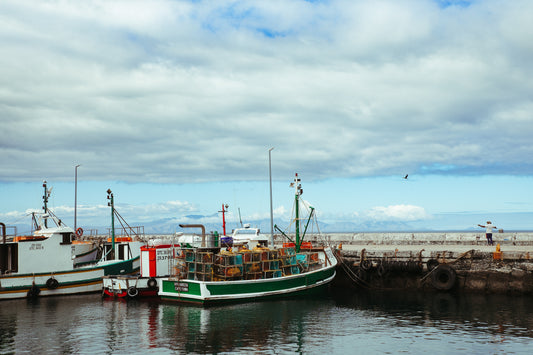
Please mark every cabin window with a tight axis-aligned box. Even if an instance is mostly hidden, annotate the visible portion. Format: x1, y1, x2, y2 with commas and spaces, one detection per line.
60, 233, 72, 245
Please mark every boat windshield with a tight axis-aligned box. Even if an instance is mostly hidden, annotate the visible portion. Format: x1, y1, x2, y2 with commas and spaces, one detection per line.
233, 229, 259, 236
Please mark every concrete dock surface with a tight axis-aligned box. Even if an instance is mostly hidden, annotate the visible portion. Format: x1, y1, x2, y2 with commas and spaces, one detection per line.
319, 232, 533, 260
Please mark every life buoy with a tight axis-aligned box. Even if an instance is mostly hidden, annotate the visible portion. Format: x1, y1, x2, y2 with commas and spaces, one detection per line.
427, 259, 439, 271
431, 264, 457, 291
127, 286, 139, 298
46, 278, 59, 290
75, 228, 84, 237
147, 278, 158, 289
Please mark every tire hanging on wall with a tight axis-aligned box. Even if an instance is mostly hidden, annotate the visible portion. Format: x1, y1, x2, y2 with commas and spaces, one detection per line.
377, 261, 387, 277
426, 259, 440, 271
431, 264, 457, 291
360, 260, 372, 271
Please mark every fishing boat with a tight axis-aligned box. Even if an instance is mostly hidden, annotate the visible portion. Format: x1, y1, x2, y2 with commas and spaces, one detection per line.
157, 173, 338, 305
0, 184, 141, 300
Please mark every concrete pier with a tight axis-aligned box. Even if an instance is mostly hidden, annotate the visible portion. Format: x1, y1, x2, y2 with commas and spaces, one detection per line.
325, 232, 533, 294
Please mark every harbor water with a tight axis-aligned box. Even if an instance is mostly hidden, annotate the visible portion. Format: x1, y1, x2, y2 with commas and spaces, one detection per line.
1, 290, 532, 354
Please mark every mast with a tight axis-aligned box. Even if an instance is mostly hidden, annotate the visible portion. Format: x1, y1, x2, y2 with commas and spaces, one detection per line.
107, 189, 115, 259
273, 173, 309, 251
74, 164, 81, 234
291, 173, 303, 252
219, 204, 229, 236
42, 181, 49, 228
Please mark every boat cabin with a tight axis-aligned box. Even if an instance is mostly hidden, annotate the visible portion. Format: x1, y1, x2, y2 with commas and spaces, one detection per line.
230, 224, 268, 248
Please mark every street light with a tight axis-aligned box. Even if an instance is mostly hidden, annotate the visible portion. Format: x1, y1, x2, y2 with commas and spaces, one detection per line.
74, 164, 81, 234
269, 147, 274, 246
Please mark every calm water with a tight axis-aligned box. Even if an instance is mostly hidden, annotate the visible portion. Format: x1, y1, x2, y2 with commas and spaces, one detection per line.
1, 290, 532, 354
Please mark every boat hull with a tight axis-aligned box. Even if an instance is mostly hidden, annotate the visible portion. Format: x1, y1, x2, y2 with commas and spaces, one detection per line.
102, 275, 160, 298
0, 257, 140, 300
158, 264, 336, 305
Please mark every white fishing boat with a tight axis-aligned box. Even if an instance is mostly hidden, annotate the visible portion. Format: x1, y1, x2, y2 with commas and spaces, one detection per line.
0, 184, 141, 300
158, 173, 338, 305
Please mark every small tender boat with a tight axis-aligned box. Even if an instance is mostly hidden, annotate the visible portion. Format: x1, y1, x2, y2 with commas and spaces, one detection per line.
102, 238, 178, 298
158, 173, 338, 305
102, 225, 218, 299
0, 183, 141, 300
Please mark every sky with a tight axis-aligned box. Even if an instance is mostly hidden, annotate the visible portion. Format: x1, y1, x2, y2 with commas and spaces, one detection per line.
1, 0, 533, 234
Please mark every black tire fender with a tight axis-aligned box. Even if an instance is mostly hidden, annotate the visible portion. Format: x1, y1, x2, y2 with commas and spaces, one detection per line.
431, 264, 457, 291
27, 284, 41, 298
147, 278, 158, 289
427, 259, 439, 271
46, 278, 59, 290
377, 261, 387, 277
127, 286, 139, 298
360, 260, 372, 270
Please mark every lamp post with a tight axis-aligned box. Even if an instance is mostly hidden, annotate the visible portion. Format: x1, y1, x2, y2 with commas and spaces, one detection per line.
74, 164, 81, 234
269, 147, 274, 246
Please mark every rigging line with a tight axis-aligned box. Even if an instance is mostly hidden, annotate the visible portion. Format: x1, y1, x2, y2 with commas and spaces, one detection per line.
3, 212, 35, 225
337, 253, 406, 291
338, 255, 415, 291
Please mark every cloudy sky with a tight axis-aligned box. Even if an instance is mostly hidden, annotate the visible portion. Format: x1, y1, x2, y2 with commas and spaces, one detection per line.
1, 0, 533, 233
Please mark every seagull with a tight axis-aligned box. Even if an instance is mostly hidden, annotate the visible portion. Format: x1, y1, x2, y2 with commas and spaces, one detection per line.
403, 174, 408, 180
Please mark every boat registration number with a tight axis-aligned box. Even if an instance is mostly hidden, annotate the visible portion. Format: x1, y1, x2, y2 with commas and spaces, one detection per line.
174, 282, 189, 292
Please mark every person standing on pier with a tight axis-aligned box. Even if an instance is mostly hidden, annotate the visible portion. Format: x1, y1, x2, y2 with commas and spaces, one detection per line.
478, 221, 497, 246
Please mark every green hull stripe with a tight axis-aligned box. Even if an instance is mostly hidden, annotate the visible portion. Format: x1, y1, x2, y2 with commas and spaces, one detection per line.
0, 257, 139, 279
161, 266, 335, 302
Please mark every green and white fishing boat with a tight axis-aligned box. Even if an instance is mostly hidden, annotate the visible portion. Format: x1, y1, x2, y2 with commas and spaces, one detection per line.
158, 173, 338, 305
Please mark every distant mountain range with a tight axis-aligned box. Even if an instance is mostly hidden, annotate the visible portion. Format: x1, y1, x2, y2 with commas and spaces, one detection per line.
7, 212, 533, 236
125, 211, 533, 234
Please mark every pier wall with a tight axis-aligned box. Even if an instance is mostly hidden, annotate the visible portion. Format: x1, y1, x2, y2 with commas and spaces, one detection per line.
324, 232, 533, 295
320, 231, 533, 246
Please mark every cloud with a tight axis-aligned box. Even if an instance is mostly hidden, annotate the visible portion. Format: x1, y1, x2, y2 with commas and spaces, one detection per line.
1, 0, 533, 184
363, 204, 432, 222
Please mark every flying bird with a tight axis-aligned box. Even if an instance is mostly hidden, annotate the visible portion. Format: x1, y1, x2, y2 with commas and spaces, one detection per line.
403, 174, 408, 180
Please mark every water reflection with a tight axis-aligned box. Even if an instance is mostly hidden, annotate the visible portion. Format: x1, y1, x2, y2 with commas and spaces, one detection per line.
1, 291, 532, 354
333, 289, 533, 340
141, 298, 331, 353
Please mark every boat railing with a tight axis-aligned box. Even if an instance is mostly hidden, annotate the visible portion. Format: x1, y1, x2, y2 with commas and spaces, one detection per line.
0, 223, 17, 243
105, 225, 145, 239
